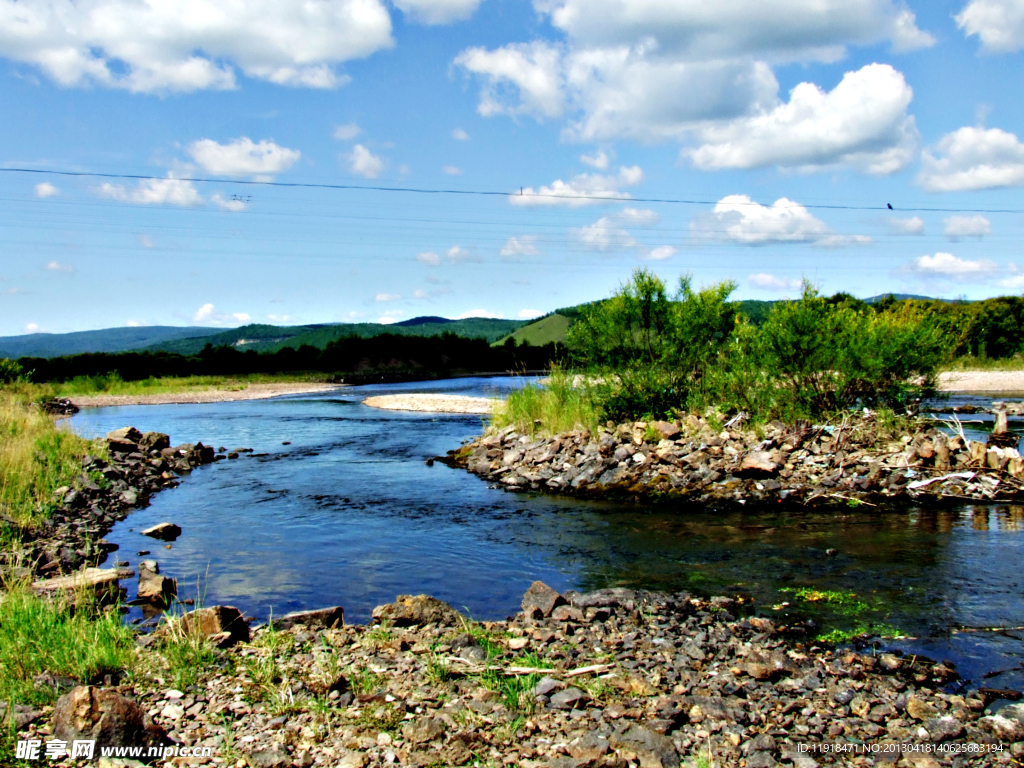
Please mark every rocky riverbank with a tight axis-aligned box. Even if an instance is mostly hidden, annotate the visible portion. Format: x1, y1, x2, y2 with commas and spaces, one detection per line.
445, 411, 1024, 508
13, 584, 1024, 767
0, 426, 228, 581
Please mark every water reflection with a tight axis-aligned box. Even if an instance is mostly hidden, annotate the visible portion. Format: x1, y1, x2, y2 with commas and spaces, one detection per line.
69, 379, 1023, 691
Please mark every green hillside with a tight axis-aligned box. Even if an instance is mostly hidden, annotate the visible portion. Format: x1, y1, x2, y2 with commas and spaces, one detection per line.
0, 326, 224, 359
500, 313, 572, 346
148, 317, 526, 355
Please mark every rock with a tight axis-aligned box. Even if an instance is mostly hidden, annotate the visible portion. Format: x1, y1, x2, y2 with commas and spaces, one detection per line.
534, 677, 560, 697
371, 595, 462, 627
169, 605, 250, 647
609, 724, 680, 768
141, 523, 181, 541
550, 605, 584, 622
740, 451, 778, 475
32, 567, 133, 598
52, 686, 165, 751
508, 636, 529, 650
925, 715, 963, 741
139, 432, 170, 451
652, 421, 679, 439
33, 671, 79, 695
276, 606, 345, 630
120, 489, 139, 506
569, 732, 609, 761
137, 562, 176, 607
402, 716, 446, 744
980, 714, 1024, 742
549, 687, 586, 710
107, 427, 143, 443
906, 695, 939, 721
521, 581, 566, 618
746, 754, 778, 768
246, 747, 291, 767
571, 587, 637, 609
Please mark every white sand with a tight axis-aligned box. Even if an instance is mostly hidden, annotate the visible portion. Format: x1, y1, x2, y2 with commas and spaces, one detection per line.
362, 394, 498, 414
936, 371, 1024, 394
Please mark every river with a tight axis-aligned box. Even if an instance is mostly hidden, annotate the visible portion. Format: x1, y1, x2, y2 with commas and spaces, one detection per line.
70, 377, 1024, 695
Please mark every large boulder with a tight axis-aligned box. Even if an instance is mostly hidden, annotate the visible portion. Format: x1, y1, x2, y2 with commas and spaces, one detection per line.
521, 581, 565, 619
371, 595, 462, 627
162, 606, 249, 647
276, 606, 345, 630
52, 687, 165, 754
107, 427, 143, 443
137, 561, 176, 608
141, 523, 181, 541
139, 432, 171, 452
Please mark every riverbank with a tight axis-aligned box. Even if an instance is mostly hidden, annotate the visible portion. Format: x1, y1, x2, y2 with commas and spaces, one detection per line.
936, 371, 1024, 394
12, 585, 1024, 767
446, 411, 1024, 508
70, 382, 341, 407
363, 394, 498, 414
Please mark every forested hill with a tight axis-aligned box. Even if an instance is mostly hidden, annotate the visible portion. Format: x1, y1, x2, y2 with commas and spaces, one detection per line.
0, 326, 224, 359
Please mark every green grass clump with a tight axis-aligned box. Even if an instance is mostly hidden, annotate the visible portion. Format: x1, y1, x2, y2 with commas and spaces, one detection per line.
491, 370, 602, 437
816, 623, 906, 644
0, 582, 136, 708
479, 668, 540, 713
0, 393, 97, 530
780, 587, 872, 615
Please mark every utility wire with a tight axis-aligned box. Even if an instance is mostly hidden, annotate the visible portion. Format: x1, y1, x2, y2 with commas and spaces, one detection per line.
3, 166, 1024, 215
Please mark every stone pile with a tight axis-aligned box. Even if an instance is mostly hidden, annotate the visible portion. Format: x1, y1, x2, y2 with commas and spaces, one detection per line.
16, 585, 1023, 767
448, 413, 1024, 507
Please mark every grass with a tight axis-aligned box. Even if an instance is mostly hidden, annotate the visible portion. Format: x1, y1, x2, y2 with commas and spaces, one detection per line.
0, 581, 137, 708
490, 370, 603, 437
941, 355, 1024, 372
779, 587, 872, 616
0, 393, 98, 530
349, 666, 385, 696
5, 372, 326, 401
479, 667, 540, 713
816, 623, 907, 644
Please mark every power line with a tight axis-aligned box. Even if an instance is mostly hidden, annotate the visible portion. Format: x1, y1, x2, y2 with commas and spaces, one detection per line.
4, 166, 1024, 215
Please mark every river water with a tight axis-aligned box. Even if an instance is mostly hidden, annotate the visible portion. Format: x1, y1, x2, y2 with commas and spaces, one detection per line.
70, 377, 1024, 694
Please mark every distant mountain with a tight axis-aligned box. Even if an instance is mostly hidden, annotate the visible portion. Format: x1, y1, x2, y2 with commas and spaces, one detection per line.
864, 293, 959, 304
0, 326, 224, 359
394, 316, 453, 326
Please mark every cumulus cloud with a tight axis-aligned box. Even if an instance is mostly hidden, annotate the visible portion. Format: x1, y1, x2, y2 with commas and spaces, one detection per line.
907, 252, 999, 278
233, 312, 251, 323
210, 194, 247, 212
510, 166, 643, 207
0, 0, 393, 93
187, 137, 300, 177
446, 245, 480, 263
944, 215, 992, 240
378, 316, 398, 324
455, 309, 503, 319
417, 251, 442, 266
192, 303, 251, 325
45, 260, 73, 272
125, 320, 142, 327
442, 165, 463, 175
348, 144, 384, 178
643, 246, 676, 261
392, 0, 481, 24
500, 236, 540, 258
580, 150, 610, 169
451, 128, 470, 141
575, 216, 635, 251
267, 313, 294, 323
333, 123, 361, 141
686, 64, 918, 174
957, 0, 1024, 53
97, 175, 202, 206
749, 273, 803, 291
518, 308, 544, 319
918, 126, 1024, 191
374, 292, 401, 302
34, 182, 59, 198
139, 235, 155, 248
454, 42, 566, 118
691, 195, 870, 246
24, 323, 40, 333
887, 216, 925, 235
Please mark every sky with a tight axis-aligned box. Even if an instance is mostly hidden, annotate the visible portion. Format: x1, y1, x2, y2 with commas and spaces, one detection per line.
2, 0, 1024, 336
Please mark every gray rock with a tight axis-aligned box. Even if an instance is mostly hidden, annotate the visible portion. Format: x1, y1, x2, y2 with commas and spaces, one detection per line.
402, 716, 445, 744
246, 747, 291, 767
534, 677, 561, 697
141, 523, 180, 541
746, 754, 777, 768
925, 715, 963, 742
52, 686, 165, 750
276, 606, 345, 630
371, 595, 462, 627
609, 724, 680, 768
549, 687, 586, 710
521, 581, 565, 619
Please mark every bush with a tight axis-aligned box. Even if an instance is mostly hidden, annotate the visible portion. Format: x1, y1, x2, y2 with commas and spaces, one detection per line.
0, 358, 22, 384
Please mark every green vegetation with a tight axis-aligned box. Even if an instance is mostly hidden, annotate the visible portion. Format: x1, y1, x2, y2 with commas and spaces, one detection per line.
496, 313, 572, 347
816, 624, 907, 644
478, 667, 540, 713
491, 369, 602, 436
779, 587, 872, 615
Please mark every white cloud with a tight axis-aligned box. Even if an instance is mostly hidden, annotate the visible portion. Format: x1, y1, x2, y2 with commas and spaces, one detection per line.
413, 289, 428, 299
139, 235, 155, 248
126, 320, 142, 327
392, 0, 481, 24
187, 137, 300, 177
193, 303, 217, 323
454, 42, 565, 118
575, 216, 635, 251
45, 260, 73, 272
348, 144, 384, 178
378, 316, 398, 324
518, 308, 544, 319
686, 64, 917, 174
375, 292, 401, 302
918, 126, 1024, 191
24, 323, 40, 333
333, 123, 361, 141
749, 273, 803, 291
97, 175, 202, 206
451, 128, 470, 141
442, 165, 463, 175
907, 252, 999, 278
887, 216, 925, 235
1002, 274, 1024, 290
210, 194, 247, 212
192, 303, 250, 325
446, 245, 480, 263
944, 215, 992, 240
0, 0, 393, 93
500, 236, 540, 258
580, 150, 610, 169
617, 207, 658, 224
957, 0, 1024, 53
643, 246, 676, 261
691, 195, 870, 246
34, 182, 59, 198
510, 166, 642, 207
267, 313, 294, 323
417, 251, 442, 266
455, 309, 503, 319
232, 313, 251, 323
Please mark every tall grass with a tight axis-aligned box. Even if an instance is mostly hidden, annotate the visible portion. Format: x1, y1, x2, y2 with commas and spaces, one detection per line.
491, 372, 603, 437
0, 581, 137, 708
0, 394, 96, 529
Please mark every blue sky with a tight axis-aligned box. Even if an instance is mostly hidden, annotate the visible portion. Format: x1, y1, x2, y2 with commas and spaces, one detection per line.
2, 0, 1024, 336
